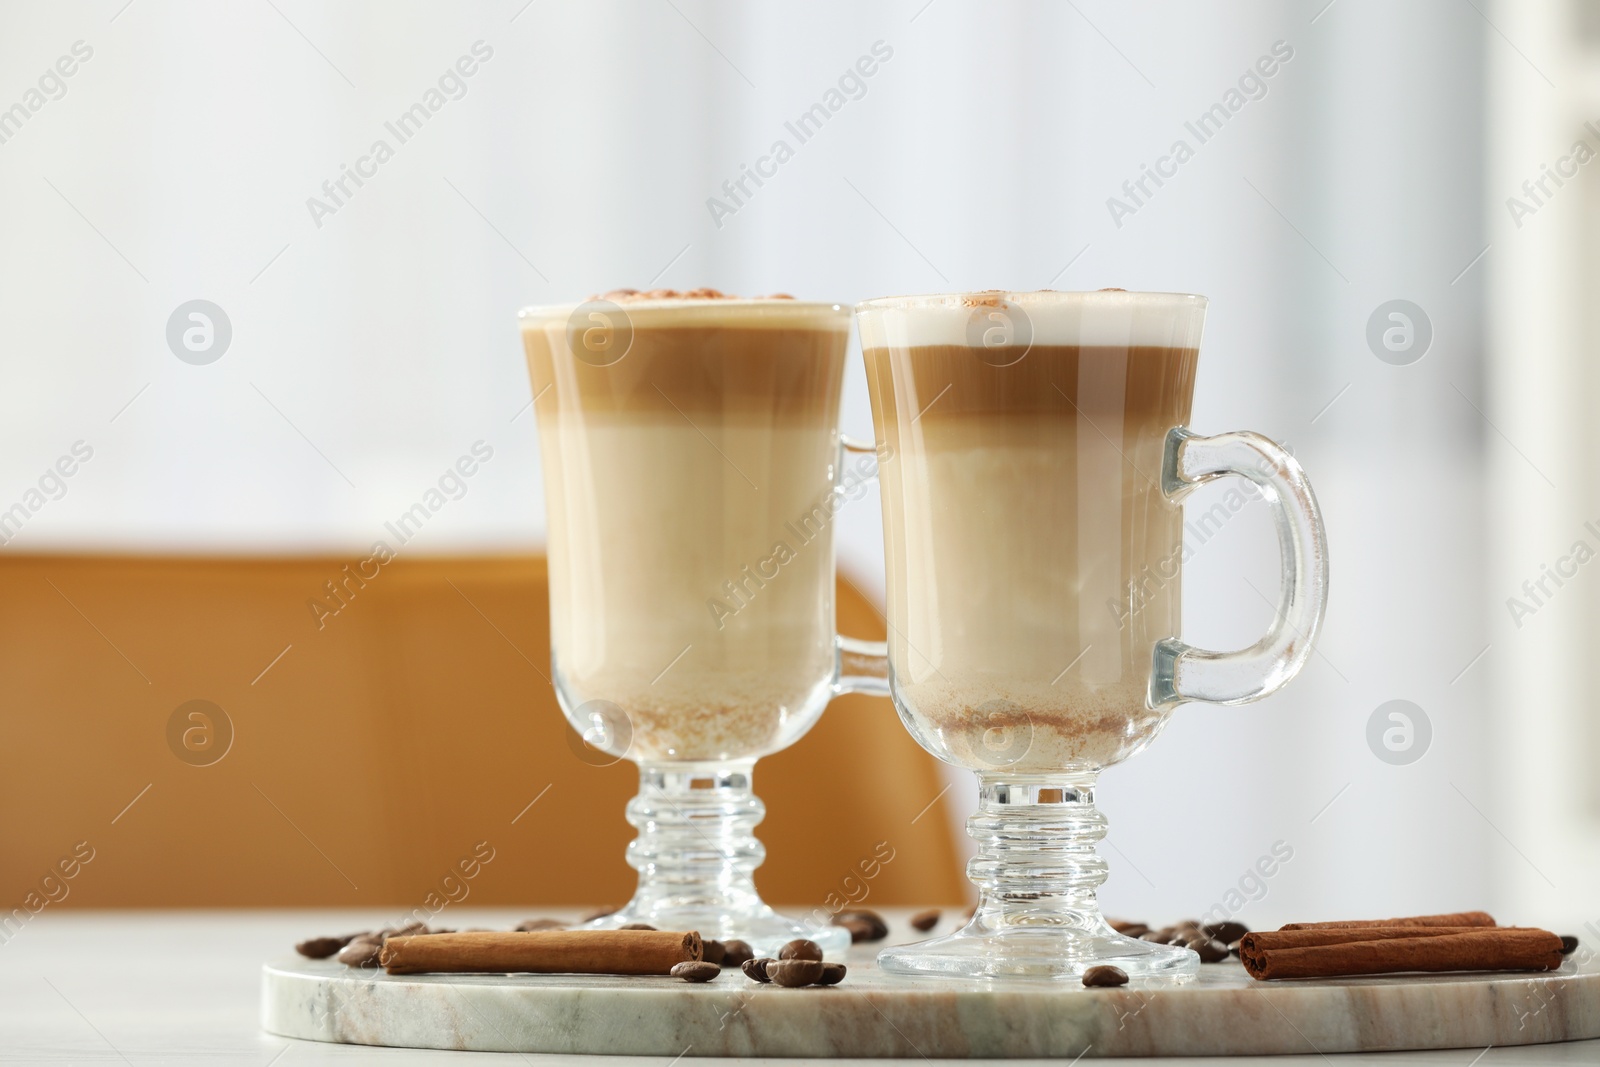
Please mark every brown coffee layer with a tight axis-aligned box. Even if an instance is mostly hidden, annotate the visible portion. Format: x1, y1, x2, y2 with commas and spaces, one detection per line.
863, 344, 1198, 423
525, 325, 847, 418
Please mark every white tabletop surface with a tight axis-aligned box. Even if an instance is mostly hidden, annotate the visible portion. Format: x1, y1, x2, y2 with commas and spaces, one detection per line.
4, 910, 1598, 1065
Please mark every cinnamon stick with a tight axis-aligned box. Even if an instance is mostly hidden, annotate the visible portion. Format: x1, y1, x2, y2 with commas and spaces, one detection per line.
380, 929, 702, 976
1280, 911, 1495, 930
1240, 927, 1562, 980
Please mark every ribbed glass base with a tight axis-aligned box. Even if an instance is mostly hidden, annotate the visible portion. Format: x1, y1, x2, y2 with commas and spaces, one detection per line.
879, 774, 1197, 982
589, 760, 849, 958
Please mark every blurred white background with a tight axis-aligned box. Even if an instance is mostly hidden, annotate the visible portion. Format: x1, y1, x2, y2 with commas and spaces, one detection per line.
3, 0, 1593, 929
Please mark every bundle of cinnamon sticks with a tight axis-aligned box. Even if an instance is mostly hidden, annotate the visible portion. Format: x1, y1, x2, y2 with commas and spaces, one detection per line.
1239, 911, 1567, 980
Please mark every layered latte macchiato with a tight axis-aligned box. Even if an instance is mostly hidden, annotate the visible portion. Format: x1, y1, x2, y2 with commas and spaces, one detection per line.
861, 291, 1201, 773
860, 290, 1328, 981
521, 291, 849, 762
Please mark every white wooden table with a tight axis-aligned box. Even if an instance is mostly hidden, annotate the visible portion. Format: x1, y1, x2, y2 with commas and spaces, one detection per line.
5, 910, 1599, 1064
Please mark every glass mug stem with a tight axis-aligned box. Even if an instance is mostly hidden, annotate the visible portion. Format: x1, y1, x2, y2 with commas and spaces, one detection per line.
878, 773, 1197, 980
966, 776, 1108, 919
620, 762, 767, 918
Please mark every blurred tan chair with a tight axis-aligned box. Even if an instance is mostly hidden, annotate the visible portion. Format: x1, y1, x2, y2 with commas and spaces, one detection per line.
0, 554, 963, 911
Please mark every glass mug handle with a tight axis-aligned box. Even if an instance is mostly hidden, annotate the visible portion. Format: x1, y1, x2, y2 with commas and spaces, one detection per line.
831, 436, 891, 697
1150, 427, 1329, 708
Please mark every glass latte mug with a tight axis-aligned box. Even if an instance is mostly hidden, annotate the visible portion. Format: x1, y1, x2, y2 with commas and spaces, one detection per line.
519, 295, 887, 955
857, 290, 1328, 980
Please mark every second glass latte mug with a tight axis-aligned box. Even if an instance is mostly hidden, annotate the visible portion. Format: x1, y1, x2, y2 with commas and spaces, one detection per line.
857, 290, 1329, 980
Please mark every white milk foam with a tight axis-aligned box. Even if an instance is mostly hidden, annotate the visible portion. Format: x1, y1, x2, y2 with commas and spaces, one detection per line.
855, 290, 1207, 350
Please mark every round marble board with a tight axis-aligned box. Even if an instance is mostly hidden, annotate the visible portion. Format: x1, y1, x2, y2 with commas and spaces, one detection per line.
262, 940, 1600, 1057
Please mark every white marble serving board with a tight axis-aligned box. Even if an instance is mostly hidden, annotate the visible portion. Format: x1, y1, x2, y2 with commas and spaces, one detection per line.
261, 928, 1600, 1057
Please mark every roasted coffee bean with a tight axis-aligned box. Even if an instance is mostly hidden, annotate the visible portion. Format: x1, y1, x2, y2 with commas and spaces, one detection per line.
671, 961, 721, 982
910, 909, 942, 932
1082, 965, 1128, 988
383, 921, 427, 937
1561, 935, 1580, 955
618, 923, 656, 931
514, 918, 566, 932
581, 905, 620, 922
1186, 937, 1229, 963
721, 940, 755, 967
296, 935, 356, 959
338, 937, 383, 968
778, 938, 823, 962
701, 939, 727, 965
742, 957, 773, 983
834, 909, 888, 942
1109, 919, 1149, 938
817, 962, 847, 986
1138, 931, 1166, 943
769, 959, 825, 987
1202, 921, 1248, 945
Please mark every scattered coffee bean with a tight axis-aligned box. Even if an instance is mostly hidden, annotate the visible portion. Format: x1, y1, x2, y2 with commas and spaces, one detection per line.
1561, 935, 1580, 955
833, 909, 888, 942
381, 921, 427, 938
296, 935, 356, 959
1109, 920, 1150, 938
817, 962, 847, 986
581, 905, 620, 921
743, 957, 773, 983
1203, 921, 1248, 945
769, 959, 826, 987
702, 939, 727, 965
1186, 937, 1229, 963
671, 961, 720, 983
779, 938, 823, 962
514, 919, 566, 932
721, 940, 755, 967
1138, 931, 1166, 943
337, 937, 383, 968
910, 909, 942, 932
1082, 965, 1128, 988
618, 923, 656, 931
